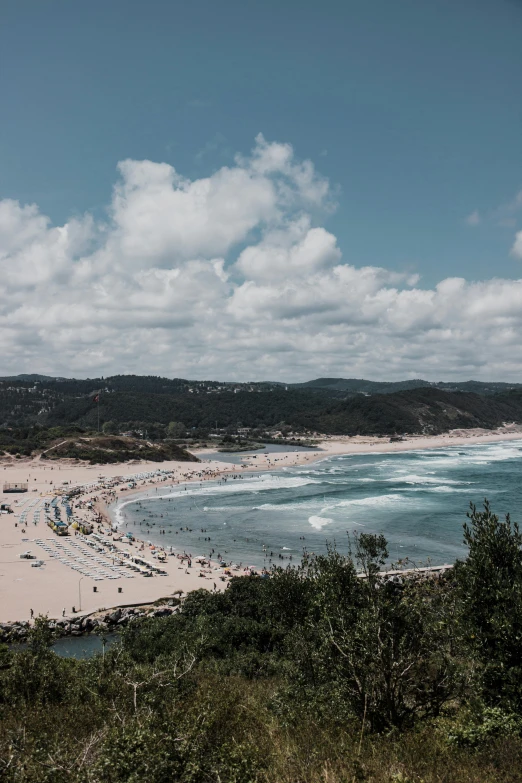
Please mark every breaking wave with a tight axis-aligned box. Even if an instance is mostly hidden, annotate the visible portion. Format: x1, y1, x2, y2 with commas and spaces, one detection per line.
308, 515, 333, 529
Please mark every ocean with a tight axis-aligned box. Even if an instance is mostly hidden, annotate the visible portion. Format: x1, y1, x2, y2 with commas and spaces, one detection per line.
112, 439, 522, 569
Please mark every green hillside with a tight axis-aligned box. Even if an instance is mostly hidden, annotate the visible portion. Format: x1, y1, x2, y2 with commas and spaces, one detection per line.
39, 387, 522, 436
2, 374, 522, 437
292, 376, 522, 395
292, 376, 432, 394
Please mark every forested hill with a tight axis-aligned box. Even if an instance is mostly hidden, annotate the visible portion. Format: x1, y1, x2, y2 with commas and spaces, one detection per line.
291, 377, 522, 395
2, 373, 522, 436
43, 386, 522, 435
2, 373, 521, 397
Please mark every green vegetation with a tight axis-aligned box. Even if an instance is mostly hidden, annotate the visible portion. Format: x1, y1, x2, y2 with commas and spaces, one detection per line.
217, 442, 265, 452
292, 376, 522, 395
3, 374, 522, 436
45, 435, 200, 465
215, 434, 265, 452
0, 427, 198, 464
2, 502, 522, 781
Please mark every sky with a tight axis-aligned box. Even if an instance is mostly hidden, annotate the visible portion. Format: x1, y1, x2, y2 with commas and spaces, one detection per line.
1, 0, 522, 382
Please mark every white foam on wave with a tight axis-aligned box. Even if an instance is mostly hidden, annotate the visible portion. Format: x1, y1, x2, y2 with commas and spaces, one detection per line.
308, 515, 333, 529
411, 441, 522, 469
430, 485, 477, 493
391, 474, 468, 486
203, 505, 251, 512
397, 485, 479, 494
253, 500, 318, 511
235, 492, 411, 517
112, 473, 322, 525
335, 493, 404, 508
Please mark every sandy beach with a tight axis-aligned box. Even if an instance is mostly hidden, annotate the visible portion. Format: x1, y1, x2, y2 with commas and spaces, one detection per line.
2, 424, 522, 623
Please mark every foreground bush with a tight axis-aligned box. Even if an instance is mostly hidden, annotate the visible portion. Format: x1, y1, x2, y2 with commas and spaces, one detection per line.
1, 501, 522, 781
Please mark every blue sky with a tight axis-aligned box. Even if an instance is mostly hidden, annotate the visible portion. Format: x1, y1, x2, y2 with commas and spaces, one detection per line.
1, 0, 522, 380
2, 0, 521, 283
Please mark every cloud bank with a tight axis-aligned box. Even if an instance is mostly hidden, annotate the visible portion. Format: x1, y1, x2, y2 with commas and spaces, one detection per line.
1, 134, 522, 381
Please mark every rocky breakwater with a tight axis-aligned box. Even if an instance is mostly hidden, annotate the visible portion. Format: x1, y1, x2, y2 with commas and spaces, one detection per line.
1, 621, 31, 642
0, 599, 181, 644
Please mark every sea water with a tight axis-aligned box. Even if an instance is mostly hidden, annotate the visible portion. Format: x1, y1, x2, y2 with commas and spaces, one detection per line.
113, 440, 522, 568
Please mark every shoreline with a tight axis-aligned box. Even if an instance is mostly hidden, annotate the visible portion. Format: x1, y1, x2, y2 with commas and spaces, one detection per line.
102, 425, 522, 518
1, 425, 522, 623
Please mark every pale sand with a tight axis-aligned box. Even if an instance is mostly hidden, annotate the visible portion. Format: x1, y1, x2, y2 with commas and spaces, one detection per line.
1, 424, 522, 623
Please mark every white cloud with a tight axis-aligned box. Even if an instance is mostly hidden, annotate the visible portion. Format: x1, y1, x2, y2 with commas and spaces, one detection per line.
235, 217, 341, 282
1, 135, 522, 381
512, 230, 522, 259
465, 210, 480, 226
109, 159, 276, 265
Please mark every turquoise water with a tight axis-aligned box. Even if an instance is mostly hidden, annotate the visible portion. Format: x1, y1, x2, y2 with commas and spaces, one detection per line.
51, 633, 118, 659
114, 440, 522, 569
10, 634, 118, 659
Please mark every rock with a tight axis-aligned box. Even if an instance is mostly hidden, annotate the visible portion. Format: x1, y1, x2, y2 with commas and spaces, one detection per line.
153, 608, 172, 617
117, 616, 129, 626
106, 609, 122, 624
71, 630, 82, 636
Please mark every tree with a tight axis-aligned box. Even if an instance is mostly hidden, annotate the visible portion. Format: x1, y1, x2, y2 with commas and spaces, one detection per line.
167, 421, 185, 438
289, 537, 465, 730
456, 500, 522, 709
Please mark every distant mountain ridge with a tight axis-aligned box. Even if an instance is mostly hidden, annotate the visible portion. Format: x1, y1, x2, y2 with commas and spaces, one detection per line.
0, 373, 68, 382
290, 377, 522, 395
2, 373, 521, 396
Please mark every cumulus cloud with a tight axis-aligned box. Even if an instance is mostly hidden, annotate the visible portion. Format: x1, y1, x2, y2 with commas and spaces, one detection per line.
235, 217, 341, 282
1, 135, 522, 381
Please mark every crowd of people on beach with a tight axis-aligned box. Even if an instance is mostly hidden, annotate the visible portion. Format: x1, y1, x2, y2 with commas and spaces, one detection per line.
2, 449, 321, 622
